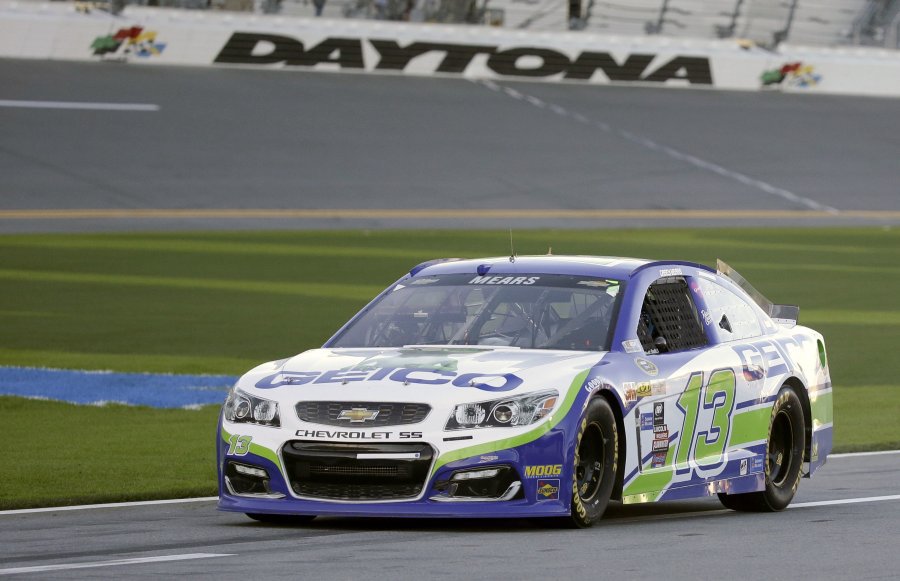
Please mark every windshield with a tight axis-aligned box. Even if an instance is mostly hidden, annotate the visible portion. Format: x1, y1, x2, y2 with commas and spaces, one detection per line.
330, 274, 623, 351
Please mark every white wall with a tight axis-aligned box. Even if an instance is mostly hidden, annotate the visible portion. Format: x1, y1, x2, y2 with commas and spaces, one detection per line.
1, 1, 899, 97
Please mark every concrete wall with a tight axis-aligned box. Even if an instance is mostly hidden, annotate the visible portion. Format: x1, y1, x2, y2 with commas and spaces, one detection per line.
2, 1, 899, 96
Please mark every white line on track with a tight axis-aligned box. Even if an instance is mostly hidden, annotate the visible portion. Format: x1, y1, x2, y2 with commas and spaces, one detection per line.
0, 496, 217, 516
502, 87, 523, 100
0, 553, 233, 576
0, 99, 160, 111
549, 104, 568, 116
791, 494, 900, 509
470, 79, 839, 214
614, 494, 900, 524
0, 451, 896, 516
830, 449, 900, 458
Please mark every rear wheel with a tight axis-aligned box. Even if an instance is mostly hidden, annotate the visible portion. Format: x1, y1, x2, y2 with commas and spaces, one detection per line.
718, 385, 805, 512
246, 513, 316, 525
567, 397, 618, 528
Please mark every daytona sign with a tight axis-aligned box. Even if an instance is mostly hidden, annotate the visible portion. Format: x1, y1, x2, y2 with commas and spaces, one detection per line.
214, 33, 713, 85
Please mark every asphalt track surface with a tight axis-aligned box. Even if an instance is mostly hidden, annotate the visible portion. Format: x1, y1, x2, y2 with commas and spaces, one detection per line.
1, 453, 899, 579
2, 58, 900, 579
2, 59, 900, 232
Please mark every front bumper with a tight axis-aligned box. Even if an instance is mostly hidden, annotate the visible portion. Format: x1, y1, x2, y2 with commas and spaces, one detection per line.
216, 425, 573, 519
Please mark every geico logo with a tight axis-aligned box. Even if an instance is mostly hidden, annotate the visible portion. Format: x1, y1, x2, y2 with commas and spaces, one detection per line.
732, 333, 816, 381
524, 464, 563, 478
255, 368, 523, 392
215, 34, 713, 85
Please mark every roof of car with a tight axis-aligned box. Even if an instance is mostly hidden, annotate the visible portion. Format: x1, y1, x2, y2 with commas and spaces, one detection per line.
411, 255, 659, 280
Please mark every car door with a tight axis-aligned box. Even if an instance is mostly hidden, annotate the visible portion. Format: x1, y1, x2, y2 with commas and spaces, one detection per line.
690, 274, 770, 480
634, 272, 771, 488
631, 273, 717, 480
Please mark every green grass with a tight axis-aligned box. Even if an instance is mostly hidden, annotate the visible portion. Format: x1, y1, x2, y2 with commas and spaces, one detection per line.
0, 228, 897, 509
833, 386, 900, 452
0, 397, 219, 510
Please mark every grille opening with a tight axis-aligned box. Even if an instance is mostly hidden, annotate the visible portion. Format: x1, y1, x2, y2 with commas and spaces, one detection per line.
282, 441, 434, 501
295, 402, 430, 427
225, 461, 271, 495
433, 466, 522, 500
308, 465, 399, 477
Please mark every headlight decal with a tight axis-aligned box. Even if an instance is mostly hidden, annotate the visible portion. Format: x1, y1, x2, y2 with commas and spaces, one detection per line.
220, 427, 284, 473
429, 369, 590, 476
445, 390, 559, 430
223, 387, 281, 427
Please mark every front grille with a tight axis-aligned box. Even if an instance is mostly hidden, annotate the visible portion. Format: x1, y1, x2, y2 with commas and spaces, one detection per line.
308, 465, 398, 477
295, 401, 431, 427
282, 441, 434, 501
293, 482, 424, 501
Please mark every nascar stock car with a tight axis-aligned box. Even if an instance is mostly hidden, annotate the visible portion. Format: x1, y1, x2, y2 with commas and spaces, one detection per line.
217, 255, 833, 527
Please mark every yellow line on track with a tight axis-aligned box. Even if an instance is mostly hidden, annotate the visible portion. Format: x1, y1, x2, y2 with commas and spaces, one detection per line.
0, 209, 899, 220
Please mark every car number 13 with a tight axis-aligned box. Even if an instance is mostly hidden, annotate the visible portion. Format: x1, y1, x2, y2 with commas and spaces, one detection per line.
674, 369, 736, 476
227, 434, 253, 456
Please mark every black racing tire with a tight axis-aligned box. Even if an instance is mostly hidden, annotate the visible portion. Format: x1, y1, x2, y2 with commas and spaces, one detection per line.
718, 385, 805, 512
566, 397, 619, 528
718, 490, 755, 511
245, 513, 317, 525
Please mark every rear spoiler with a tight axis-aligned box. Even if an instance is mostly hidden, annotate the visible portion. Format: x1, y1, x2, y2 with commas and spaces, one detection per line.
717, 259, 799, 327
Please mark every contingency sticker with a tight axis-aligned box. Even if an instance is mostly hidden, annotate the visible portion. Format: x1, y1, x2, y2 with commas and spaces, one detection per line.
634, 358, 659, 377
536, 479, 561, 500
622, 339, 643, 354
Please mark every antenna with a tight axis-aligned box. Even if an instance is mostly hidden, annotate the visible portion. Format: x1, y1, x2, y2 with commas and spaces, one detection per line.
509, 229, 516, 263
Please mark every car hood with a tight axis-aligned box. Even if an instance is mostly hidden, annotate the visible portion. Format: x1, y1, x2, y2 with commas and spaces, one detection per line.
237, 346, 607, 404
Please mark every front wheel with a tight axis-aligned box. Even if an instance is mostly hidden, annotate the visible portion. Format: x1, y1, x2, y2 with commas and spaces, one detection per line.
567, 397, 618, 528
718, 385, 805, 512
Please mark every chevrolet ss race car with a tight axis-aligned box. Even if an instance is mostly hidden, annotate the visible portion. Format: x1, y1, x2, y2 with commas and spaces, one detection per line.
217, 256, 833, 527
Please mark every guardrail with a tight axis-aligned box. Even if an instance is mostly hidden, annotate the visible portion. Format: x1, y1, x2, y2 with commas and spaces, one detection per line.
2, 0, 899, 96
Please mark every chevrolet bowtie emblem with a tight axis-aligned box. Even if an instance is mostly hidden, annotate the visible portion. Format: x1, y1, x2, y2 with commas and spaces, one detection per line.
337, 408, 380, 423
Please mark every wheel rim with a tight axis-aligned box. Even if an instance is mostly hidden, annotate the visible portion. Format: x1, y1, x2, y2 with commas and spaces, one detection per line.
575, 422, 605, 501
769, 409, 794, 487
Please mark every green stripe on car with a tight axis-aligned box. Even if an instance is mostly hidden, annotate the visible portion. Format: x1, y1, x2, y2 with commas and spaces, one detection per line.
221, 427, 284, 473
429, 369, 591, 476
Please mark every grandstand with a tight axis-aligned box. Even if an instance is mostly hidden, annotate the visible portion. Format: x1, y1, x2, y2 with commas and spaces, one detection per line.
46, 0, 900, 47
276, 0, 900, 47
576, 0, 900, 47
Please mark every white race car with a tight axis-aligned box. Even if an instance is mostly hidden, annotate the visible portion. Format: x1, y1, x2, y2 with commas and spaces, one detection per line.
217, 256, 832, 527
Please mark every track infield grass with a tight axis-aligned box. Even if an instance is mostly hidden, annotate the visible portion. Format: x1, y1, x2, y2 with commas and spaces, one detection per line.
0, 228, 897, 509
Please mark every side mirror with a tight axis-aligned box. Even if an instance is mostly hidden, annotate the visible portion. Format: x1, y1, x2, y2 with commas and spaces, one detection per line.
719, 315, 733, 333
